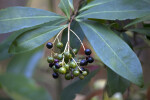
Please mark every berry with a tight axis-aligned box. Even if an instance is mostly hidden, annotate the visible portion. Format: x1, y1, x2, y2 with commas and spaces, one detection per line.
79, 74, 84, 80
69, 54, 72, 59
54, 53, 58, 59
65, 73, 72, 80
56, 42, 63, 49
57, 54, 63, 60
54, 59, 59, 63
82, 71, 88, 76
85, 49, 92, 55
80, 67, 85, 73
47, 56, 54, 63
59, 67, 67, 74
87, 56, 94, 63
46, 42, 53, 49
52, 73, 59, 79
64, 64, 70, 71
55, 63, 61, 69
72, 48, 78, 54
69, 61, 77, 68
49, 63, 54, 68
73, 70, 80, 77
52, 66, 59, 73
64, 52, 71, 59
80, 59, 88, 66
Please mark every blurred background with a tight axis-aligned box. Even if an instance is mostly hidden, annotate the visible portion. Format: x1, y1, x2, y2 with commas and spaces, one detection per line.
0, 0, 150, 100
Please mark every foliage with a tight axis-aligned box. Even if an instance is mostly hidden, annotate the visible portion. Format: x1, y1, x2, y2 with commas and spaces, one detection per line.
0, 0, 150, 99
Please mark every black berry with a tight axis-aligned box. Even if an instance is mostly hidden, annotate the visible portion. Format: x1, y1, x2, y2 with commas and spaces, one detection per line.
52, 73, 59, 79
54, 59, 59, 63
55, 63, 61, 69
87, 56, 94, 63
85, 49, 92, 55
80, 59, 88, 66
46, 42, 53, 49
49, 63, 54, 68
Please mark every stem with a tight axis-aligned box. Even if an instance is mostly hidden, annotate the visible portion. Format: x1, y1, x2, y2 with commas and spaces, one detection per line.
71, 57, 82, 71
70, 29, 85, 50
67, 23, 71, 52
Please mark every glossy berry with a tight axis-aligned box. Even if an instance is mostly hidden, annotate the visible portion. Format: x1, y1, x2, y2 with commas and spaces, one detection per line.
82, 71, 88, 76
80, 67, 85, 73
47, 56, 54, 63
64, 64, 70, 71
54, 53, 58, 59
49, 63, 54, 68
79, 74, 84, 80
54, 59, 59, 63
65, 73, 72, 80
52, 73, 59, 79
59, 67, 67, 74
80, 59, 88, 66
73, 70, 80, 77
72, 48, 78, 54
46, 42, 53, 49
55, 63, 61, 69
69, 62, 77, 68
57, 54, 63, 60
56, 42, 63, 49
64, 52, 71, 59
52, 66, 59, 73
85, 49, 92, 55
87, 56, 94, 63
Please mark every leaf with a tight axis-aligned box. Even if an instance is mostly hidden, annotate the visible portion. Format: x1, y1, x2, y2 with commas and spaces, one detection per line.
9, 25, 67, 54
61, 21, 85, 54
7, 47, 43, 78
68, 0, 74, 11
59, 0, 70, 19
0, 73, 52, 100
0, 6, 66, 34
125, 15, 150, 28
79, 21, 143, 86
77, 0, 150, 20
79, 0, 113, 12
60, 69, 99, 100
106, 68, 130, 97
129, 28, 150, 36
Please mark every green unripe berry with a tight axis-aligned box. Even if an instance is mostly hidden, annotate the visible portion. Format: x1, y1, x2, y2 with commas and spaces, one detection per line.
52, 65, 59, 73
69, 54, 72, 59
69, 61, 77, 68
47, 56, 54, 63
59, 67, 67, 74
56, 42, 63, 49
82, 71, 88, 76
73, 70, 80, 77
54, 53, 58, 59
57, 54, 63, 60
65, 73, 71, 80
59, 62, 63, 66
64, 52, 71, 59
72, 48, 78, 54
79, 74, 84, 80
64, 64, 70, 71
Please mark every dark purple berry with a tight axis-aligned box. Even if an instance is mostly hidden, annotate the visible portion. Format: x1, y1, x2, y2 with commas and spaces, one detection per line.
87, 56, 94, 63
52, 73, 59, 79
49, 63, 54, 68
54, 59, 59, 63
46, 42, 53, 49
55, 63, 61, 69
85, 49, 92, 55
80, 59, 88, 66
80, 67, 85, 73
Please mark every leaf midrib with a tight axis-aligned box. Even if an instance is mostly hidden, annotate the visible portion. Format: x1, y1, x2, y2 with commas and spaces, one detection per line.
83, 23, 135, 80
0, 16, 61, 22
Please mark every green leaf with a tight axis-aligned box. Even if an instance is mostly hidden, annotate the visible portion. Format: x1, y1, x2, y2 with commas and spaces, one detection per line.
125, 15, 150, 28
9, 25, 67, 54
68, 0, 74, 11
79, 21, 143, 86
61, 21, 85, 54
60, 69, 99, 100
0, 73, 52, 100
7, 47, 43, 78
77, 0, 150, 20
79, 0, 113, 12
0, 6, 66, 34
129, 28, 150, 36
106, 68, 130, 97
59, 0, 70, 19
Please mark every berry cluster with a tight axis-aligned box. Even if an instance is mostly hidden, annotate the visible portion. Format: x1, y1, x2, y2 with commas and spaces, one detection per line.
46, 27, 94, 80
